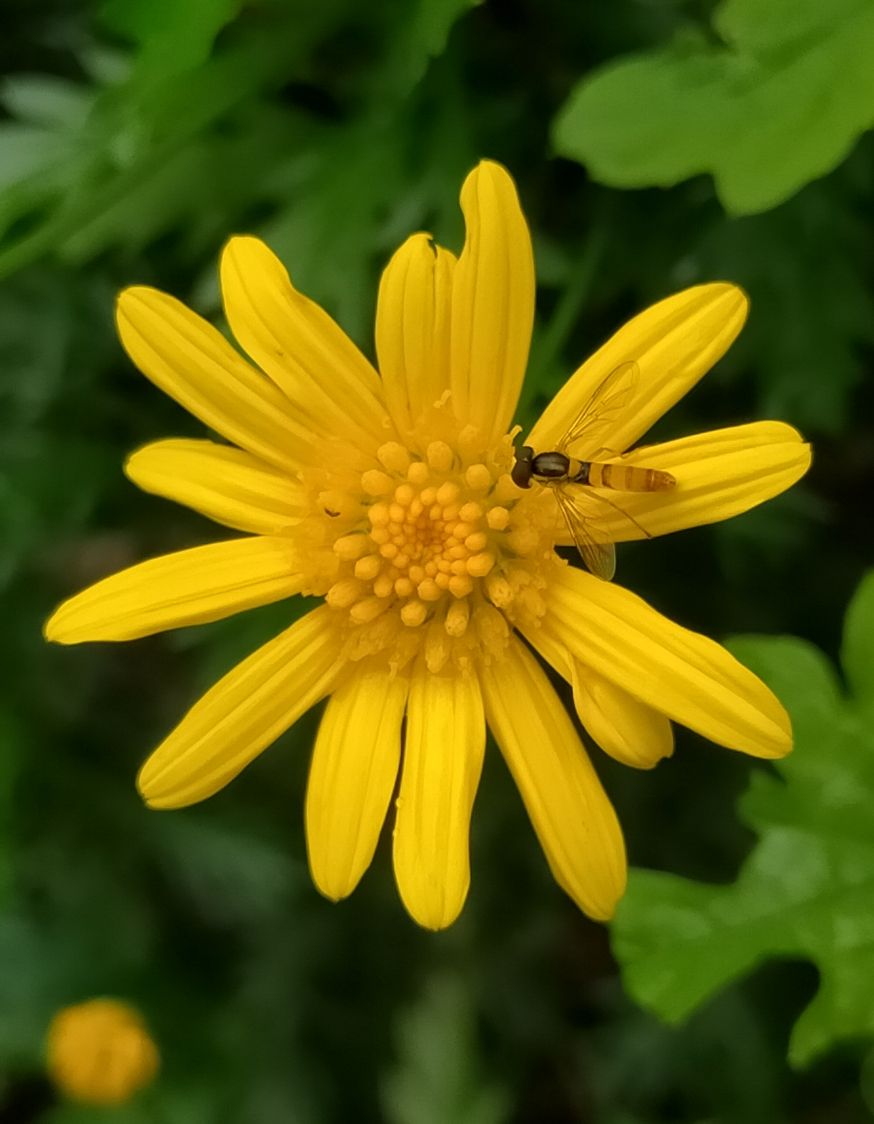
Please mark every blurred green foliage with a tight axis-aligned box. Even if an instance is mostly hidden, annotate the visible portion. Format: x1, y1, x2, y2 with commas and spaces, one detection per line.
613, 572, 874, 1069
382, 973, 508, 1124
1, 0, 873, 1121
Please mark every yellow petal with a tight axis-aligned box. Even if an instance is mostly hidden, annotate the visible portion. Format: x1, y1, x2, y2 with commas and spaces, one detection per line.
528, 624, 673, 768
529, 283, 748, 453
552, 422, 812, 545
479, 637, 626, 920
306, 667, 407, 900
125, 439, 306, 536
529, 565, 791, 759
44, 537, 301, 644
220, 236, 390, 449
572, 664, 673, 769
375, 233, 456, 437
116, 287, 309, 473
138, 606, 342, 808
449, 161, 535, 445
393, 664, 485, 930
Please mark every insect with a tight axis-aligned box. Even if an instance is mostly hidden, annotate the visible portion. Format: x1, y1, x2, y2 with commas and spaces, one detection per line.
511, 361, 676, 581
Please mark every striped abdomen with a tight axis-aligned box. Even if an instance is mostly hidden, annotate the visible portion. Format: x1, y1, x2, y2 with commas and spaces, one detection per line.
578, 460, 675, 492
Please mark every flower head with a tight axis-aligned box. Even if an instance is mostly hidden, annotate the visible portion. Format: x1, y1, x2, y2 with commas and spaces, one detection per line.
45, 162, 811, 929
45, 999, 159, 1106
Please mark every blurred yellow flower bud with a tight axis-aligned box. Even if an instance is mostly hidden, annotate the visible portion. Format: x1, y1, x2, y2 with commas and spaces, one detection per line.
45, 998, 159, 1106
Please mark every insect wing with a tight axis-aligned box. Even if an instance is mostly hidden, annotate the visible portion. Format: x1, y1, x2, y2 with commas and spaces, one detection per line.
557, 361, 638, 457
583, 485, 654, 540
554, 487, 616, 581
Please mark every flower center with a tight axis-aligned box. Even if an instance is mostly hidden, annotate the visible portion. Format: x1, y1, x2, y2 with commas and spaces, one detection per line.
302, 430, 560, 673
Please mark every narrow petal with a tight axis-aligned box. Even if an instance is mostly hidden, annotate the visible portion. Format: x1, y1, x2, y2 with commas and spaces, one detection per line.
116, 287, 311, 473
528, 565, 791, 758
572, 664, 674, 769
44, 537, 301, 644
449, 161, 535, 445
480, 638, 626, 920
375, 233, 456, 436
393, 665, 485, 930
553, 422, 812, 545
138, 607, 343, 809
125, 439, 306, 536
529, 283, 748, 453
220, 236, 391, 448
526, 622, 673, 768
306, 667, 407, 901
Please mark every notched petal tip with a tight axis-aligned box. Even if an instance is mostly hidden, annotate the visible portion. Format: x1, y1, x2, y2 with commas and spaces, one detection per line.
680, 281, 750, 355
115, 284, 164, 322
137, 759, 208, 811
565, 857, 626, 922
307, 846, 375, 908
318, 891, 345, 905
693, 280, 749, 331
222, 233, 264, 251
585, 888, 624, 923
122, 444, 148, 481
219, 235, 288, 297
140, 795, 176, 812
419, 917, 458, 934
402, 891, 468, 932
395, 849, 473, 933
751, 709, 793, 760
711, 279, 749, 310
463, 157, 515, 190
710, 281, 749, 341
404, 230, 438, 254
43, 595, 101, 646
136, 762, 172, 809
42, 609, 67, 645
220, 233, 265, 267
218, 236, 285, 313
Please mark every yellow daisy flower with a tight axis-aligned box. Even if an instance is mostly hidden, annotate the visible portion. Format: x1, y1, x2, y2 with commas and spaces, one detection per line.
45, 161, 811, 930
46, 999, 159, 1106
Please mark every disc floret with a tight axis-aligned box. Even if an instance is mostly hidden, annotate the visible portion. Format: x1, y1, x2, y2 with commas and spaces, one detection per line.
304, 429, 559, 672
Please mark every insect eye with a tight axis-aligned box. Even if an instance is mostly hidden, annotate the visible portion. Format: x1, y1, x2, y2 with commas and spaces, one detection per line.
511, 456, 532, 489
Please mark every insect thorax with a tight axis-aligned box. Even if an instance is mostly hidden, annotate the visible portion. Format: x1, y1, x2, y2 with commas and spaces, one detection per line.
530, 451, 570, 480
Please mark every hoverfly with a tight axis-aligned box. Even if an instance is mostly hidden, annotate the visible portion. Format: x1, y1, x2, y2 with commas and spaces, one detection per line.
511, 361, 675, 581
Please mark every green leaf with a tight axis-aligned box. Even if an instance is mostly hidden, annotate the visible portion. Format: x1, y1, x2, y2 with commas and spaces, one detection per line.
1, 76, 93, 130
100, 0, 242, 75
841, 571, 874, 708
611, 574, 874, 1066
376, 0, 480, 98
0, 124, 63, 191
552, 0, 874, 214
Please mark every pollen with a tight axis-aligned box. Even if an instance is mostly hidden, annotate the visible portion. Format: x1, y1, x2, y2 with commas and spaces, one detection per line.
314, 430, 557, 670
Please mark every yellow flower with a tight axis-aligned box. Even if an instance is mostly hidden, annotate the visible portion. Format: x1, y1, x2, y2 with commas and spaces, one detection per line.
45, 161, 810, 930
45, 999, 159, 1106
